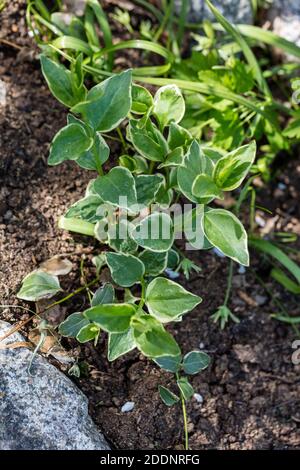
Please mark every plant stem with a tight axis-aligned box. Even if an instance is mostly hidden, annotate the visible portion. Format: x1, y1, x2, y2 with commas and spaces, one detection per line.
176, 372, 189, 450
116, 127, 127, 152
47, 277, 99, 310
138, 277, 146, 310
181, 393, 189, 450
224, 259, 233, 307
58, 216, 95, 236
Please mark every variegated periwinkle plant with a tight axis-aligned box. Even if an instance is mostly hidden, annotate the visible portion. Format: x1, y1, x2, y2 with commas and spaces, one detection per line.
17, 55, 256, 419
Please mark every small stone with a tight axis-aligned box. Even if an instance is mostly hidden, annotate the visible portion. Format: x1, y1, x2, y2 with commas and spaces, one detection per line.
193, 393, 204, 403
3, 210, 13, 222
238, 265, 246, 275
254, 294, 268, 306
199, 342, 205, 349
165, 268, 180, 279
0, 79, 7, 107
212, 247, 226, 258
255, 215, 266, 228
121, 401, 135, 413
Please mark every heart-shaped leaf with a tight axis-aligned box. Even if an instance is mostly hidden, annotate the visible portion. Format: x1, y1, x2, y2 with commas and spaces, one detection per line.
139, 250, 168, 276
145, 277, 202, 323
17, 271, 61, 301
132, 314, 181, 358
106, 252, 145, 287
158, 386, 179, 406
59, 312, 89, 338
203, 208, 249, 265
182, 351, 210, 374
49, 123, 93, 166
153, 85, 185, 129
131, 213, 174, 253
93, 166, 137, 212
71, 69, 132, 132
213, 141, 256, 191
108, 328, 136, 361
84, 303, 136, 333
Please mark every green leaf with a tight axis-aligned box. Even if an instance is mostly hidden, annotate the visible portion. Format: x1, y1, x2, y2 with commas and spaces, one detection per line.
192, 174, 223, 203
155, 184, 173, 209
177, 140, 214, 203
119, 154, 148, 174
92, 253, 107, 274
65, 195, 103, 223
131, 212, 174, 252
71, 70, 132, 131
204, 208, 249, 265
167, 122, 192, 150
135, 174, 164, 207
177, 376, 194, 400
91, 283, 115, 306
167, 249, 180, 269
182, 351, 210, 375
59, 312, 89, 337
108, 328, 136, 361
154, 354, 181, 373
153, 85, 185, 129
213, 142, 256, 191
131, 84, 153, 114
132, 314, 181, 358
158, 385, 179, 406
84, 303, 136, 333
76, 323, 100, 343
139, 250, 168, 276
67, 114, 110, 171
17, 271, 61, 301
145, 277, 202, 323
93, 167, 137, 212
107, 220, 138, 253
48, 123, 93, 166
158, 147, 184, 169
40, 55, 86, 107
128, 118, 168, 162
283, 117, 300, 139
183, 206, 213, 250
106, 252, 145, 287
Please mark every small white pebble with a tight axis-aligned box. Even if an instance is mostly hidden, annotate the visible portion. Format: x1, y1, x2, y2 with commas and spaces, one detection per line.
165, 268, 180, 279
255, 215, 266, 227
199, 342, 205, 349
238, 265, 246, 275
121, 401, 135, 413
212, 247, 226, 258
194, 393, 203, 404
0, 79, 7, 106
277, 182, 286, 190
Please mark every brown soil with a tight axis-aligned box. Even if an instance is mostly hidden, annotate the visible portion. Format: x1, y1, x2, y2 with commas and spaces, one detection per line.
1, 1, 300, 450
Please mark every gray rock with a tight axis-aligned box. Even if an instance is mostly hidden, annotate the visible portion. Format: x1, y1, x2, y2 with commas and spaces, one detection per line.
175, 0, 253, 25
268, 1, 300, 58
0, 320, 109, 450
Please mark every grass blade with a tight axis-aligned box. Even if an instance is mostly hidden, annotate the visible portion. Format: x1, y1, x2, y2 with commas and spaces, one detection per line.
87, 0, 113, 70
52, 35, 93, 55
250, 237, 300, 285
237, 24, 300, 60
205, 0, 271, 97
